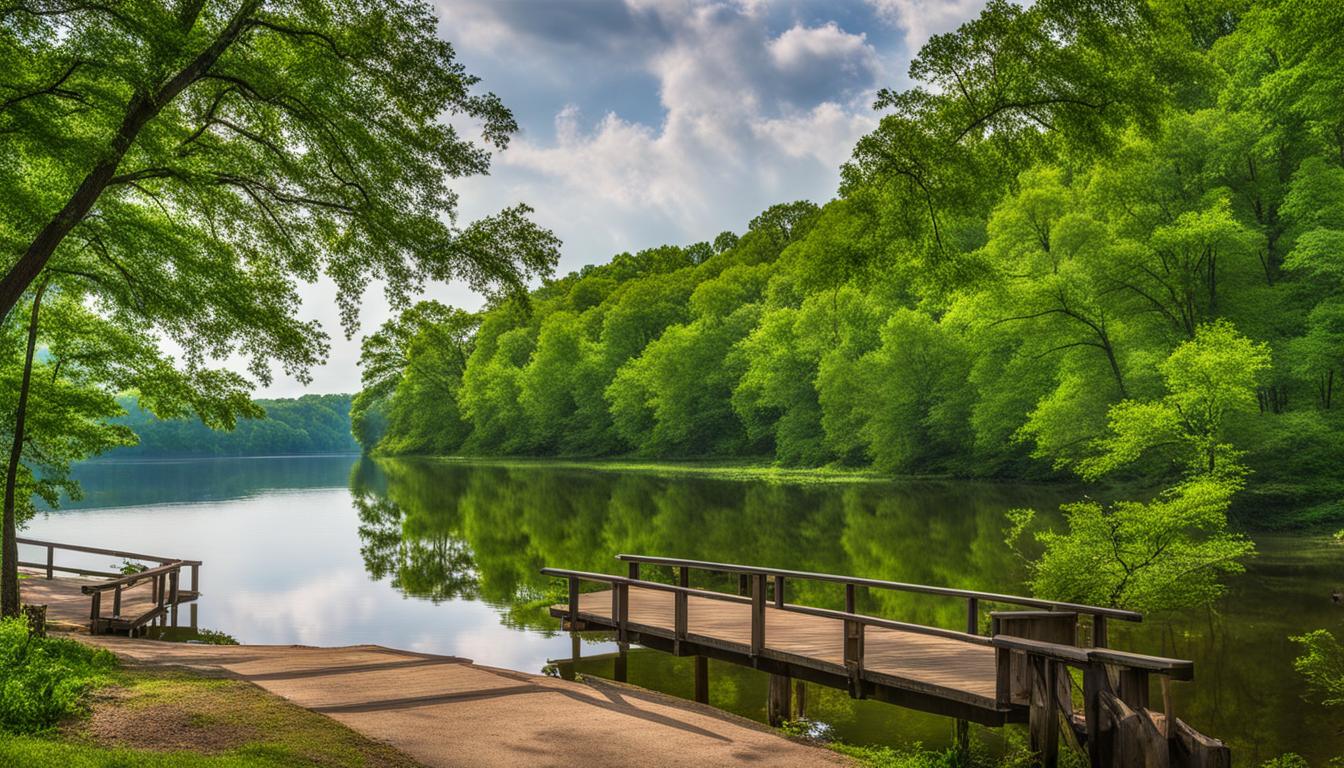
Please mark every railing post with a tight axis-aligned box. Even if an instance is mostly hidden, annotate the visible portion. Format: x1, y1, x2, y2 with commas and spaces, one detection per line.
567, 576, 580, 629
1028, 655, 1060, 768
750, 573, 766, 656
191, 563, 200, 594
89, 591, 102, 634
967, 596, 979, 635
1092, 615, 1108, 648
774, 575, 785, 608
843, 619, 865, 698
169, 569, 179, 604
627, 561, 640, 580
738, 573, 750, 597
694, 655, 709, 703
45, 545, 53, 579
678, 566, 689, 588
675, 589, 688, 644
617, 581, 630, 644
844, 582, 855, 614
112, 586, 122, 618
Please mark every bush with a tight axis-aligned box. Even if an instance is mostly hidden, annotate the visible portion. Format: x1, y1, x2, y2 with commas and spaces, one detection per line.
0, 618, 117, 733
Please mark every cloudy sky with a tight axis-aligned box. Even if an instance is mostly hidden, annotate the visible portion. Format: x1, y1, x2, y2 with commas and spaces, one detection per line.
260, 0, 987, 397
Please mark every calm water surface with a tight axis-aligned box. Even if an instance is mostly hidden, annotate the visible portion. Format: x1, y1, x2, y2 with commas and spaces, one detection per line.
22, 456, 1343, 763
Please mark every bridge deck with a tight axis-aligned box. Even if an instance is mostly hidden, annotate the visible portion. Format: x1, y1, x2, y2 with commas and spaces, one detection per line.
558, 587, 1001, 712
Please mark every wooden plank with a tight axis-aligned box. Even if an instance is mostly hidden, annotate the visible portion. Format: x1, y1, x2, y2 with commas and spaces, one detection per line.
566, 587, 1002, 708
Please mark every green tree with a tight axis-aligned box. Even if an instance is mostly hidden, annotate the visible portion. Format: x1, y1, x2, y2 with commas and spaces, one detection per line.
1009, 476, 1255, 613
1291, 629, 1344, 707
1081, 320, 1271, 479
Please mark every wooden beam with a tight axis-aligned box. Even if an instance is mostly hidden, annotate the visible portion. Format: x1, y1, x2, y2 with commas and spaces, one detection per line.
694, 656, 709, 704
768, 674, 791, 726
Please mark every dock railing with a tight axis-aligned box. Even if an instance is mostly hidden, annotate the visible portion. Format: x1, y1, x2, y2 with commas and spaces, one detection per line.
17, 536, 201, 635
542, 554, 1226, 767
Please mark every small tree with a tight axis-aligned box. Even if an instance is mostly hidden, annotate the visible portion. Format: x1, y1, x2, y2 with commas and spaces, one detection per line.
1080, 320, 1270, 479
1008, 476, 1255, 613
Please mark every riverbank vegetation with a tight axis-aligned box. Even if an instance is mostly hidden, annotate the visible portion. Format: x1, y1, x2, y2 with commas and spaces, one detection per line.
109, 395, 358, 458
355, 0, 1344, 533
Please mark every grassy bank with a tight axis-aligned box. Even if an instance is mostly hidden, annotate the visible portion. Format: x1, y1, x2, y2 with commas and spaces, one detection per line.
2, 666, 419, 768
0, 618, 416, 768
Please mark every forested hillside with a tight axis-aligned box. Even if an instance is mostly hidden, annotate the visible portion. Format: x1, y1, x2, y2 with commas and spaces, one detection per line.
354, 0, 1344, 519
112, 394, 358, 457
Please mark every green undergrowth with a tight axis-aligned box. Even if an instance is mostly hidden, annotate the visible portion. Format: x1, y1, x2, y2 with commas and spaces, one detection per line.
0, 619, 117, 734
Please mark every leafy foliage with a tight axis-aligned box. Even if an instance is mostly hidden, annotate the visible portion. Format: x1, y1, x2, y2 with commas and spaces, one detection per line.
1292, 629, 1344, 707
355, 0, 1344, 524
0, 617, 117, 734
1008, 476, 1255, 613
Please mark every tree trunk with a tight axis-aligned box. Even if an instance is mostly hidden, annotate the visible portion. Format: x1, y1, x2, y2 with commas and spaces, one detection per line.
2, 283, 46, 618
0, 0, 260, 320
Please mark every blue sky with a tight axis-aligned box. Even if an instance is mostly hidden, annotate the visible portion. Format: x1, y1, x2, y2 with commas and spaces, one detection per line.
265, 0, 989, 396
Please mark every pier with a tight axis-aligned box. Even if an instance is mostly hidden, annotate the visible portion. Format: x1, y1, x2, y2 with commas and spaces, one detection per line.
544, 554, 1230, 768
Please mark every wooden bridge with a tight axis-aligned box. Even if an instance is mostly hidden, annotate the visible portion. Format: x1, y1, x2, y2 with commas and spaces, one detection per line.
17, 537, 201, 635
543, 555, 1229, 768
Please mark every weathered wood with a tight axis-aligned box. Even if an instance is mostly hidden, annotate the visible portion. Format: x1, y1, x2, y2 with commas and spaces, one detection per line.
794, 679, 806, 718
774, 575, 786, 609
1165, 714, 1230, 768
843, 617, 865, 699
1116, 667, 1150, 710
45, 545, 53, 579
993, 611, 1078, 707
967, 597, 979, 635
767, 673, 791, 726
22, 604, 46, 637
1093, 615, 1108, 648
1028, 655, 1059, 768
750, 573, 766, 656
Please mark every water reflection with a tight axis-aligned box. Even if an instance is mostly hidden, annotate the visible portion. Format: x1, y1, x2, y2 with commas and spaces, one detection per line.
27, 455, 1344, 761
351, 457, 1343, 763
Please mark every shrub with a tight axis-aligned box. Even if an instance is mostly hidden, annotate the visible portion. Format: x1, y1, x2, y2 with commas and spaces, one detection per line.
0, 617, 117, 733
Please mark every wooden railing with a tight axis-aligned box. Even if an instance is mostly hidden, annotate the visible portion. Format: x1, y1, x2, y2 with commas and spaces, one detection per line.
17, 537, 201, 635
614, 554, 1141, 646
543, 555, 1225, 767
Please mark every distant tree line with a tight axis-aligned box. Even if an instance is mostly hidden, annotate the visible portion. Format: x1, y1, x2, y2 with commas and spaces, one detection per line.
110, 394, 358, 458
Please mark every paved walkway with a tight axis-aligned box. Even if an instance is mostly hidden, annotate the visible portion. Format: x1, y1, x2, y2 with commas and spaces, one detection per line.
25, 575, 849, 767
82, 639, 850, 768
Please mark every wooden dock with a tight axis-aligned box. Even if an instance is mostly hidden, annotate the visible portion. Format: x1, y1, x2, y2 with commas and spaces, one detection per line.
544, 555, 1230, 768
17, 536, 201, 635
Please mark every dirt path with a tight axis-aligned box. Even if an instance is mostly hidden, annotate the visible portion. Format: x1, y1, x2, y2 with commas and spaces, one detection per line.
80, 637, 852, 768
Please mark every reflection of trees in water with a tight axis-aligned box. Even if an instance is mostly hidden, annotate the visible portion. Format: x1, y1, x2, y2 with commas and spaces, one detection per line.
350, 458, 479, 603
349, 458, 1078, 629
346, 458, 1336, 761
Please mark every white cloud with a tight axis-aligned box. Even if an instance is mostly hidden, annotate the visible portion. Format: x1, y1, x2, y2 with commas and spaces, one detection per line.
866, 0, 990, 53
254, 0, 992, 397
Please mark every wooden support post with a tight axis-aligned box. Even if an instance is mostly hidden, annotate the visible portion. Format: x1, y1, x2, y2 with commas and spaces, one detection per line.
767, 673, 791, 726
89, 591, 101, 634
617, 582, 630, 644
738, 573, 750, 596
112, 586, 122, 618
1093, 616, 1108, 648
844, 582, 855, 614
568, 576, 580, 630
794, 679, 807, 719
1082, 664, 1111, 768
189, 603, 198, 630
694, 656, 709, 704
628, 561, 640, 580
750, 573, 767, 656
953, 719, 970, 761
774, 575, 785, 608
45, 545, 53, 579
1028, 656, 1060, 768
191, 563, 200, 594
674, 588, 688, 653
614, 644, 628, 683
843, 619, 865, 699
967, 597, 979, 635
169, 569, 179, 604
678, 566, 689, 588
1115, 668, 1149, 711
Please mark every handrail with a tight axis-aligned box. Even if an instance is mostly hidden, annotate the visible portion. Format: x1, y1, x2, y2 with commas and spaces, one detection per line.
540, 567, 992, 646
615, 554, 1143, 623
17, 536, 181, 565
80, 561, 184, 594
990, 635, 1194, 679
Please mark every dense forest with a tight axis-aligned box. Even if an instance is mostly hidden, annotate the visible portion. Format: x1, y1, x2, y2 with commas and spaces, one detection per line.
353, 0, 1344, 526
110, 394, 358, 458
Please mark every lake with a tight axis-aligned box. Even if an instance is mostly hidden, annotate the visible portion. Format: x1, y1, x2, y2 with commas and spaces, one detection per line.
21, 455, 1343, 762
